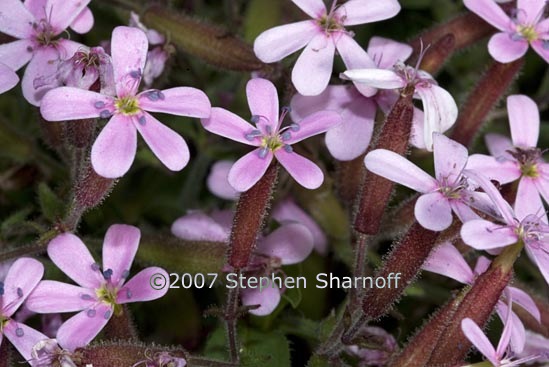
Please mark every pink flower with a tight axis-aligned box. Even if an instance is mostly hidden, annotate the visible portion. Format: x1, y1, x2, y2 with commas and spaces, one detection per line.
464, 0, 549, 63
0, 258, 46, 363
467, 95, 549, 216
201, 78, 341, 191
0, 62, 19, 94
206, 160, 240, 201
516, 331, 549, 365
364, 133, 494, 231
40, 26, 211, 178
253, 0, 401, 96
25, 224, 169, 351
0, 0, 92, 105
24, 0, 95, 34
345, 326, 397, 366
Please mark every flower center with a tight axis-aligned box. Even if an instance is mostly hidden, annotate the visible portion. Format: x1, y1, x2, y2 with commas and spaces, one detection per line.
32, 19, 57, 47
95, 284, 123, 316
115, 96, 141, 115
261, 135, 285, 152
516, 214, 549, 245
508, 147, 541, 178
318, 15, 343, 32
517, 24, 538, 42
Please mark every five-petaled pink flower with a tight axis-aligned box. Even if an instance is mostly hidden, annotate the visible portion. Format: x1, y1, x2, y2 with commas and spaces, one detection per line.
40, 26, 211, 178
201, 78, 341, 192
0, 0, 92, 105
25, 224, 169, 351
464, 0, 549, 63
253, 0, 401, 96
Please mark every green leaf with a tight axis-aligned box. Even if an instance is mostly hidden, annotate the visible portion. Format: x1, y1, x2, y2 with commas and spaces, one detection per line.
37, 183, 65, 222
1, 207, 33, 237
244, 0, 281, 42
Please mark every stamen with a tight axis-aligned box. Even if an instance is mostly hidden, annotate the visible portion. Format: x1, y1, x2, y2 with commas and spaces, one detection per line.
138, 115, 146, 125
251, 114, 269, 124
281, 131, 292, 141
129, 69, 142, 79
15, 327, 24, 337
543, 40, 549, 50
258, 147, 269, 159
265, 125, 272, 134
290, 123, 300, 132
99, 110, 112, 119
87, 309, 96, 317
145, 90, 165, 101
0, 282, 4, 296
94, 101, 105, 109
103, 269, 113, 280
91, 263, 100, 271
283, 145, 293, 153
126, 288, 132, 299
17, 288, 23, 298
245, 130, 262, 141
121, 270, 130, 279
81, 294, 94, 301
104, 309, 112, 319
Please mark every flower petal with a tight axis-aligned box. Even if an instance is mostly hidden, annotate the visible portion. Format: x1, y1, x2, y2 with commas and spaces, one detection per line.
112, 26, 148, 97
70, 7, 94, 34
364, 149, 437, 193
535, 163, 549, 205
21, 48, 60, 106
102, 224, 140, 285
465, 154, 520, 184
286, 110, 341, 144
91, 115, 137, 178
461, 318, 499, 366
207, 160, 239, 200
508, 286, 541, 323
531, 39, 549, 63
0, 0, 34, 38
335, 34, 377, 97
461, 220, 517, 250
40, 87, 110, 121
485, 133, 513, 158
171, 211, 229, 242
246, 78, 279, 129
0, 40, 33, 71
56, 304, 112, 352
253, 21, 319, 63
463, 0, 510, 31
46, 0, 91, 34
488, 33, 529, 63
525, 242, 549, 287
292, 33, 335, 96
342, 68, 405, 89
518, 0, 547, 24
0, 63, 19, 94
25, 280, 95, 313
47, 233, 102, 289
433, 133, 468, 185
367, 36, 413, 69
415, 84, 458, 151
507, 94, 539, 148
117, 267, 169, 304
138, 87, 211, 118
415, 192, 453, 231
515, 178, 544, 221
133, 113, 189, 172
3, 321, 47, 362
290, 85, 356, 120
228, 149, 274, 192
275, 150, 323, 189
241, 284, 281, 316
337, 0, 401, 26
423, 242, 474, 284
496, 297, 515, 356
256, 223, 314, 265
291, 0, 326, 18
201, 107, 257, 146
2, 258, 43, 317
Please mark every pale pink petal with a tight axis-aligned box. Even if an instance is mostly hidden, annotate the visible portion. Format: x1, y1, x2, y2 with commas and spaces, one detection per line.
508, 286, 541, 323
0, 0, 34, 38
415, 192, 453, 231
102, 224, 140, 285
201, 107, 258, 146
286, 111, 341, 144
0, 40, 33, 71
433, 133, 468, 185
292, 0, 326, 18
451, 201, 481, 223
465, 154, 520, 184
46, 0, 91, 33
535, 163, 549, 205
91, 115, 137, 178
292, 33, 335, 96
335, 33, 377, 97
423, 242, 474, 284
210, 210, 234, 232
246, 78, 279, 128
112, 26, 148, 97
241, 285, 281, 316
55, 39, 85, 61
342, 68, 405, 89
525, 244, 549, 287
291, 85, 357, 120
22, 48, 60, 106
415, 84, 458, 151
325, 96, 376, 160
25, 280, 95, 313
24, 0, 46, 18
171, 211, 229, 242
56, 304, 112, 352
3, 321, 47, 362
70, 7, 94, 34
515, 178, 544, 221
364, 149, 437, 193
138, 87, 211, 118
461, 318, 499, 366
117, 267, 169, 304
507, 95, 539, 148
47, 233, 102, 289
256, 223, 314, 265
485, 133, 513, 158
40, 87, 111, 121
463, 0, 510, 31
461, 220, 517, 250
253, 21, 319, 63
409, 107, 426, 149
367, 36, 413, 69
518, 0, 547, 24
496, 297, 515, 356
2, 258, 43, 317
488, 33, 529, 63
473, 256, 491, 275
207, 160, 239, 200
0, 63, 18, 94
337, 0, 401, 26
275, 150, 323, 189
133, 113, 189, 172
531, 39, 549, 63
272, 198, 328, 254
228, 149, 274, 192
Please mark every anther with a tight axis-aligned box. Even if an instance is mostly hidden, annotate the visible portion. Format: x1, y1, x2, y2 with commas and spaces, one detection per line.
94, 101, 105, 109
104, 309, 112, 319
283, 145, 293, 153
17, 288, 23, 298
258, 147, 269, 159
87, 309, 96, 317
290, 123, 300, 132
245, 130, 262, 141
99, 110, 112, 119
91, 263, 100, 271
250, 115, 260, 124
138, 115, 146, 125
145, 90, 165, 101
130, 69, 142, 79
103, 269, 113, 280
281, 131, 291, 141
0, 281, 4, 296
543, 40, 549, 50
126, 288, 132, 299
15, 327, 24, 337
81, 294, 94, 301
121, 270, 130, 279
